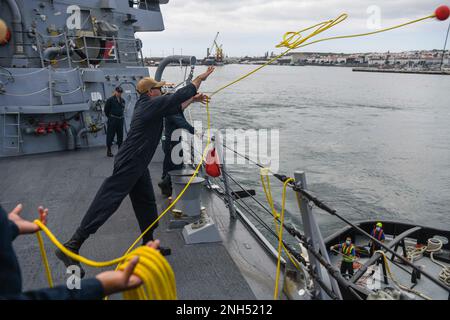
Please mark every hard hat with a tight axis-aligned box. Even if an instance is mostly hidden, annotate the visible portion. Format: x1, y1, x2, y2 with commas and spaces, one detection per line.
376, 222, 382, 228
136, 77, 166, 94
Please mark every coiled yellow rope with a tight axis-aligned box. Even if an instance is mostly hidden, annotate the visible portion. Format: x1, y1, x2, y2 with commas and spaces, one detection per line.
118, 246, 176, 300
35, 220, 177, 300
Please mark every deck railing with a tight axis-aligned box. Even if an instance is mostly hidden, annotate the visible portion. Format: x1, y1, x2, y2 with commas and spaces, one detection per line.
35, 32, 145, 68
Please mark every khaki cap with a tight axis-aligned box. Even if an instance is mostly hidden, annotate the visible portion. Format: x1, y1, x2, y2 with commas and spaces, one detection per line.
136, 77, 166, 94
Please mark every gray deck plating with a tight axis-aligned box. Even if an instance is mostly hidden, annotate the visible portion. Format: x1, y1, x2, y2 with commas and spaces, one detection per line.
0, 147, 285, 300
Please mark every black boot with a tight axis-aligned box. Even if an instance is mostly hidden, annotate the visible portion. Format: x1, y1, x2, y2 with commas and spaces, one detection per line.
107, 147, 113, 157
158, 176, 172, 197
159, 246, 172, 256
55, 232, 87, 278
143, 235, 171, 256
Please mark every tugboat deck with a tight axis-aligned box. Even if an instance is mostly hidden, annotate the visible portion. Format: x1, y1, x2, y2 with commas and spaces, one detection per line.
328, 235, 450, 300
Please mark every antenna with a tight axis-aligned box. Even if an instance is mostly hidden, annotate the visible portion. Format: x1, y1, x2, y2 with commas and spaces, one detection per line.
440, 20, 450, 70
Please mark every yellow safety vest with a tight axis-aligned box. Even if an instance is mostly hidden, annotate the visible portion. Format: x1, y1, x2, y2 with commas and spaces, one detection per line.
341, 243, 355, 262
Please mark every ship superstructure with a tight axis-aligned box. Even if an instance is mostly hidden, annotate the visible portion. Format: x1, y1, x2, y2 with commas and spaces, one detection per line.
0, 0, 169, 157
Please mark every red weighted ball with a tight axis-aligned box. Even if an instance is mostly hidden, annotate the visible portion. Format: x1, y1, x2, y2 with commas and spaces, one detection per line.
435, 5, 450, 21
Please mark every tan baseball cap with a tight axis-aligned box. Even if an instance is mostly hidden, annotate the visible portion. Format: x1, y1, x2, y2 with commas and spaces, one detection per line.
137, 77, 167, 94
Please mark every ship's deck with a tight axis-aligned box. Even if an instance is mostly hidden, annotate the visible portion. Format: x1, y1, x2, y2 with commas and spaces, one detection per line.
0, 147, 280, 300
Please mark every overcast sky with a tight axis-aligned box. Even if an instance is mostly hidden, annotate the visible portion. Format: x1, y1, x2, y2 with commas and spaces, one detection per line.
137, 0, 450, 58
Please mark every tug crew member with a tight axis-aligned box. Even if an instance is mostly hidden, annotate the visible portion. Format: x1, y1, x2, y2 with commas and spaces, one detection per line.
56, 67, 215, 277
331, 237, 356, 277
0, 204, 150, 300
158, 109, 196, 197
369, 222, 385, 256
105, 86, 126, 157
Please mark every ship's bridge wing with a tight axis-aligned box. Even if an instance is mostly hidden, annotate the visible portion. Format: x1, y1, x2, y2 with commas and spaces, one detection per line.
124, 0, 169, 32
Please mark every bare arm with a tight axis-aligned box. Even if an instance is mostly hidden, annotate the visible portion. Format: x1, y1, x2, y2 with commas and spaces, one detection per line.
181, 93, 209, 111
191, 66, 215, 91
181, 97, 194, 111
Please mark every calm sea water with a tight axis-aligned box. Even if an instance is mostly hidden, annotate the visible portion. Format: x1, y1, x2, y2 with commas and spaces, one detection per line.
151, 65, 450, 238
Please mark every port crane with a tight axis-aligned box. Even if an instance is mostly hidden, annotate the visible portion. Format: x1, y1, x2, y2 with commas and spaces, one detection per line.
206, 32, 224, 65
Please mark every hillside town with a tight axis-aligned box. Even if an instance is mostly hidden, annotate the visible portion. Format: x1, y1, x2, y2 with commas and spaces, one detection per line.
145, 50, 450, 71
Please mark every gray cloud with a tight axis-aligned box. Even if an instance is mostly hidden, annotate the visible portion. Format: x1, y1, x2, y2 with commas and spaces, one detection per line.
138, 0, 450, 57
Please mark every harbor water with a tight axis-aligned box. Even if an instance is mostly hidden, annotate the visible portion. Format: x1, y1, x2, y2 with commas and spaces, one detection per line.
151, 65, 450, 239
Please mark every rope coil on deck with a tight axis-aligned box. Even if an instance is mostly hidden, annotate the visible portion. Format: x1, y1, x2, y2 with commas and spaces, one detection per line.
375, 250, 433, 300
427, 240, 450, 287
406, 238, 450, 287
35, 220, 177, 300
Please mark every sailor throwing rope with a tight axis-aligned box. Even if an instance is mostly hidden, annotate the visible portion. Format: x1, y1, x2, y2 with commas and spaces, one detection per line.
55, 67, 215, 277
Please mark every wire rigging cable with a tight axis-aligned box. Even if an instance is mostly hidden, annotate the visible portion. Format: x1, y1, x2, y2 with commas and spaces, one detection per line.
440, 19, 450, 69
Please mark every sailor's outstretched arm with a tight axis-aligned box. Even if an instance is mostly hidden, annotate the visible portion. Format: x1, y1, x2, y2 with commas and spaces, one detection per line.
191, 66, 215, 90
181, 94, 209, 111
181, 97, 194, 110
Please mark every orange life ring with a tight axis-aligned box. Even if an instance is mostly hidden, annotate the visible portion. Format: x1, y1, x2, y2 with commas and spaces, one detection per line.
0, 19, 11, 45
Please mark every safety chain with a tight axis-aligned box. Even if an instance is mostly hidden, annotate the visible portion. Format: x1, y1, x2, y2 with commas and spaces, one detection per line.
186, 64, 196, 85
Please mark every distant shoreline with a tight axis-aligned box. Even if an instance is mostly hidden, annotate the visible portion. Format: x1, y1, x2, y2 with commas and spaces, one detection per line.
352, 67, 450, 75
147, 64, 450, 75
